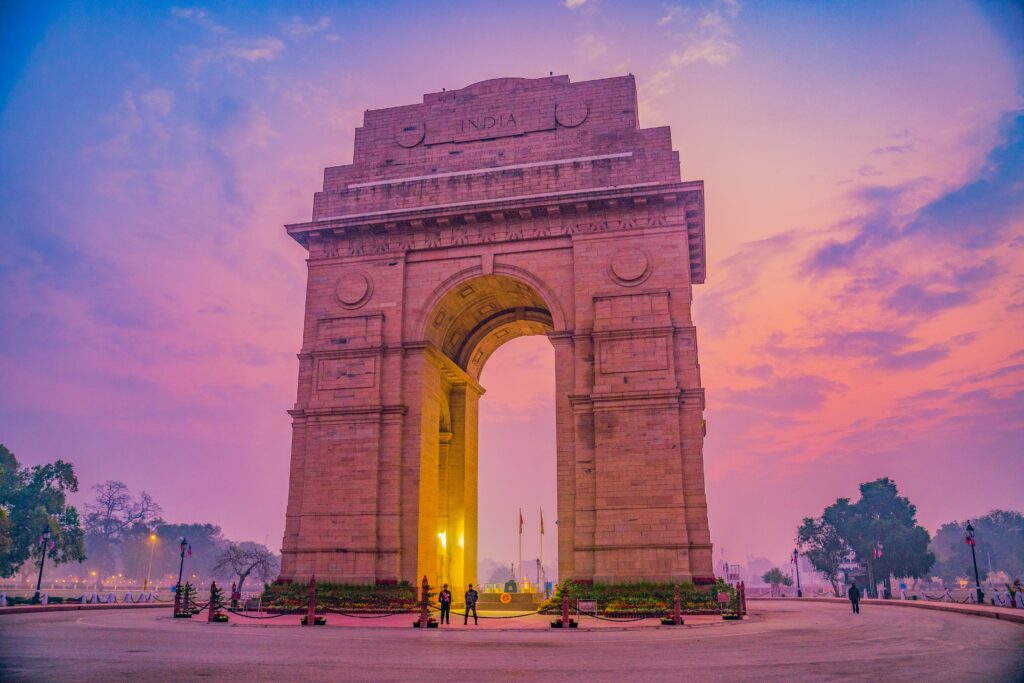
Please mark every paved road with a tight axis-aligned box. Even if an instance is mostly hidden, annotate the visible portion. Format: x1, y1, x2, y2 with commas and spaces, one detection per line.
1, 600, 1022, 681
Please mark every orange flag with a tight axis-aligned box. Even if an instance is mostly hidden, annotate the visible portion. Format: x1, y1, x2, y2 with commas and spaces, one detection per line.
519, 508, 524, 535
540, 508, 544, 535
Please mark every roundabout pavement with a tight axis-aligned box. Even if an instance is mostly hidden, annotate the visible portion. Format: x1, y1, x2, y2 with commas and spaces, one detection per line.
1, 600, 1022, 681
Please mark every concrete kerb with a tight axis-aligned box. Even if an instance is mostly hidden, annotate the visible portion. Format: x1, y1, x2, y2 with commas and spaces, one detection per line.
0, 602, 171, 616
749, 596, 1024, 626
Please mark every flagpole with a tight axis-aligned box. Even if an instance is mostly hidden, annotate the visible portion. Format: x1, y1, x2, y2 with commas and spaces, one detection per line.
538, 508, 543, 592
518, 508, 523, 589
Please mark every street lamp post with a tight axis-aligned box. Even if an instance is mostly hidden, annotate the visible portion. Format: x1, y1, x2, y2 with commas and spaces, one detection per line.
176, 538, 188, 589
34, 528, 52, 602
144, 533, 157, 593
792, 548, 802, 598
964, 521, 984, 604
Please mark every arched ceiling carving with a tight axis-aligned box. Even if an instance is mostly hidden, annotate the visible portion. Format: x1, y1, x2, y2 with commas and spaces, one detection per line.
425, 274, 553, 380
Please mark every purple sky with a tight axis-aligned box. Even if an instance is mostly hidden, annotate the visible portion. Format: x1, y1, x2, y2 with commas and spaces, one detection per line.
1, 1, 1022, 572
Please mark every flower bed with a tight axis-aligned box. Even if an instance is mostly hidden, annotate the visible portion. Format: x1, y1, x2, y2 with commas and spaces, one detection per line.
261, 581, 418, 613
542, 579, 738, 616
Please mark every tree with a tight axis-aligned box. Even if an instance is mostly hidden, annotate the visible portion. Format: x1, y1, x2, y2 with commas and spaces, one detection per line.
82, 480, 162, 578
931, 510, 1024, 582
151, 522, 226, 583
797, 516, 850, 596
212, 542, 280, 594
84, 481, 162, 542
0, 444, 86, 577
761, 567, 793, 596
810, 477, 935, 597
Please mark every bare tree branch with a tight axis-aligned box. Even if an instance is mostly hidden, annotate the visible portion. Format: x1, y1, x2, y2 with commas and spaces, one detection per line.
213, 542, 280, 594
83, 481, 162, 542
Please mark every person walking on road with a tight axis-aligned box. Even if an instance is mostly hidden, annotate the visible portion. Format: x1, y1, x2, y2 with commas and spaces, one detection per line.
464, 583, 479, 625
848, 583, 861, 614
438, 584, 452, 625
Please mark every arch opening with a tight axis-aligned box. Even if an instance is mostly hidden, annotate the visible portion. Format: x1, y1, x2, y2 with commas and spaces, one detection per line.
477, 336, 557, 593
419, 274, 557, 599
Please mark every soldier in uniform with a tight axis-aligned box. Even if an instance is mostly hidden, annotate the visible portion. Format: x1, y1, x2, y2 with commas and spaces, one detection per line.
438, 584, 452, 625
464, 583, 479, 625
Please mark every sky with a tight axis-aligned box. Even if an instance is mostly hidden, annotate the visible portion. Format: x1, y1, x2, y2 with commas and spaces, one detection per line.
1, 0, 1022, 575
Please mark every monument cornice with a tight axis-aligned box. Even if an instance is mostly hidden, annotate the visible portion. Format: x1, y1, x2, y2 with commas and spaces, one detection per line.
286, 179, 706, 284
287, 404, 408, 419
591, 325, 676, 341
292, 181, 697, 233
287, 180, 699, 232
569, 387, 706, 410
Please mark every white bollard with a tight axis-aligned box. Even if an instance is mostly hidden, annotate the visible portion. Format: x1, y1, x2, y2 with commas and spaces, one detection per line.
0, 592, 6, 607
40, 593, 48, 605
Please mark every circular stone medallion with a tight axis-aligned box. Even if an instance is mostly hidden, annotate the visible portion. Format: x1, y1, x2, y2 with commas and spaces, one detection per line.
335, 271, 372, 309
395, 122, 426, 148
609, 248, 651, 286
555, 101, 589, 128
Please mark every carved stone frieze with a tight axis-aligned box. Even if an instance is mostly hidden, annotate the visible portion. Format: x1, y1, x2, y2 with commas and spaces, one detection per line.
309, 211, 689, 260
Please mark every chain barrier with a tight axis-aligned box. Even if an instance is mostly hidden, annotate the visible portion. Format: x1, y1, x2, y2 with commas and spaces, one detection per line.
584, 612, 661, 622
326, 608, 412, 619
216, 601, 293, 619
428, 601, 548, 620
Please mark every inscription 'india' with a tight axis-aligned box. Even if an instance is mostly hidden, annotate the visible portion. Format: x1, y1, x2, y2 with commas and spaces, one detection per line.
458, 112, 517, 134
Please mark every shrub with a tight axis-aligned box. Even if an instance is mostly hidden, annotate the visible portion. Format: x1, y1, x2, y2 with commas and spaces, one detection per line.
262, 581, 418, 612
542, 579, 737, 615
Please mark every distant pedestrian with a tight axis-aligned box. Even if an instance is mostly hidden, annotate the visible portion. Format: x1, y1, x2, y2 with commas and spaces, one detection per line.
439, 584, 452, 625
231, 582, 240, 610
848, 583, 861, 614
464, 583, 479, 625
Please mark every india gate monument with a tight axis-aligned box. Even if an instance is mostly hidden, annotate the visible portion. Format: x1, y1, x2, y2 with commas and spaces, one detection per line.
278, 74, 713, 592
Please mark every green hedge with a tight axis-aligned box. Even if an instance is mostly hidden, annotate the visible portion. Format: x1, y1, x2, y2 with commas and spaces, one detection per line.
541, 579, 737, 614
261, 581, 418, 611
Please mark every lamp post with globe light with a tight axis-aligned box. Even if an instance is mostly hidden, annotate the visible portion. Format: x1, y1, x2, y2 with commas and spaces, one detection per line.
964, 521, 983, 604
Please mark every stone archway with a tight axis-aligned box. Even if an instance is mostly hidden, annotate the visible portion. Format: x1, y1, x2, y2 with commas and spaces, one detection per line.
279, 74, 714, 592
414, 273, 558, 595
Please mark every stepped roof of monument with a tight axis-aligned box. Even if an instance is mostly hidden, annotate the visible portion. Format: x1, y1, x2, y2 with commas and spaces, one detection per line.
318, 74, 674, 196
285, 74, 707, 285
